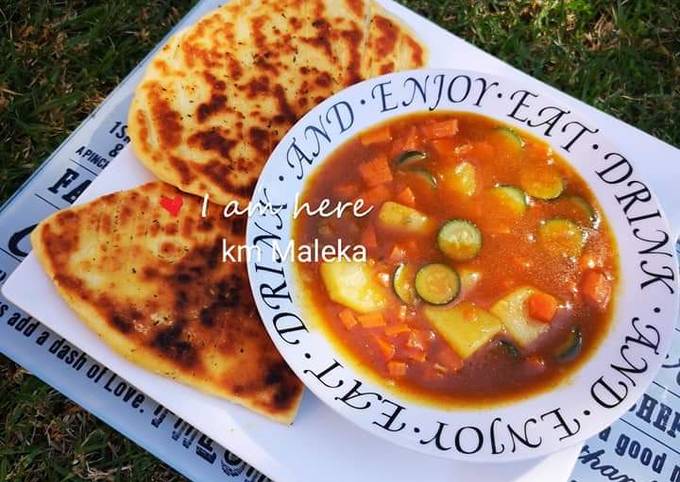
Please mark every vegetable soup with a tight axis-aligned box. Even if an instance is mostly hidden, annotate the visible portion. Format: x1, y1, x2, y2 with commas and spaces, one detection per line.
293, 112, 618, 406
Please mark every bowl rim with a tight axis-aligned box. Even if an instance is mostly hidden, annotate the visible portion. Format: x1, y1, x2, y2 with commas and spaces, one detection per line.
246, 68, 679, 461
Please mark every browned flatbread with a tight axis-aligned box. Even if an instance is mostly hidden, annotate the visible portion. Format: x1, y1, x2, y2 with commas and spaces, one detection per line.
31, 182, 303, 423
128, 0, 427, 206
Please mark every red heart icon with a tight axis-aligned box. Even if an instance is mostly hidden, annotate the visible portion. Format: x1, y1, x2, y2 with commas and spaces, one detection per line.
160, 195, 184, 217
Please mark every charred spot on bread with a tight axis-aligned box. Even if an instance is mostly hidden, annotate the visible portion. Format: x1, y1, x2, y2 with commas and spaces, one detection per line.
152, 319, 199, 367
31, 182, 304, 422
127, 0, 427, 206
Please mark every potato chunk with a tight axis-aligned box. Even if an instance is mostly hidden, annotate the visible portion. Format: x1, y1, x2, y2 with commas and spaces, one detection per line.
444, 161, 477, 196
490, 287, 552, 347
424, 302, 502, 359
320, 260, 387, 313
378, 201, 432, 235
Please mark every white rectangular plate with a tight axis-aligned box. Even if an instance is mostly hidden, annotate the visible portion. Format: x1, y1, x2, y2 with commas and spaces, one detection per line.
2, 148, 584, 482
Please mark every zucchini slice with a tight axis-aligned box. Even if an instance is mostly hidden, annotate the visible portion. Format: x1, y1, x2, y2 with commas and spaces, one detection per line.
378, 201, 432, 235
490, 185, 527, 216
520, 164, 564, 200
555, 327, 583, 362
393, 263, 417, 305
437, 219, 482, 261
424, 302, 502, 359
409, 168, 438, 188
415, 263, 460, 305
539, 218, 585, 257
394, 150, 428, 168
492, 126, 525, 151
565, 196, 598, 227
497, 339, 522, 360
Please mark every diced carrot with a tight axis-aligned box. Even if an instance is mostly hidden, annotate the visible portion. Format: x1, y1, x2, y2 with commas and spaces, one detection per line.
396, 240, 419, 259
405, 240, 419, 252
402, 126, 420, 151
500, 278, 515, 290
436, 347, 464, 372
525, 141, 551, 160
377, 271, 391, 288
460, 302, 477, 322
527, 292, 558, 323
387, 361, 408, 377
357, 184, 391, 207
581, 269, 611, 309
360, 126, 392, 146
578, 251, 601, 271
404, 347, 427, 363
406, 330, 431, 351
422, 366, 445, 383
372, 335, 396, 360
317, 220, 333, 238
525, 355, 546, 373
358, 312, 386, 328
391, 126, 421, 155
470, 141, 494, 160
359, 155, 393, 187
395, 186, 416, 207
431, 138, 457, 158
338, 309, 358, 329
514, 256, 533, 270
335, 183, 358, 199
421, 119, 459, 139
360, 224, 378, 249
373, 260, 390, 273
454, 143, 474, 156
385, 323, 411, 337
388, 244, 406, 262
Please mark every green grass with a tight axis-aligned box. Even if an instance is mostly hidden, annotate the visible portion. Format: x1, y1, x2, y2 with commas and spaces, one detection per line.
1, 0, 678, 480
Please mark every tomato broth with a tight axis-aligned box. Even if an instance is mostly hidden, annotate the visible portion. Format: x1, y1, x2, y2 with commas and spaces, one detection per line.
293, 112, 618, 406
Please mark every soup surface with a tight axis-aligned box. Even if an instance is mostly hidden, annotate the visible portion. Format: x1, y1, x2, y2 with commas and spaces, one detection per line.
294, 112, 618, 406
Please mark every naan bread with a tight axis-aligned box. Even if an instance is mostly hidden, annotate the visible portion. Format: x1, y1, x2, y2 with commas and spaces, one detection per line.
128, 0, 427, 206
31, 182, 303, 423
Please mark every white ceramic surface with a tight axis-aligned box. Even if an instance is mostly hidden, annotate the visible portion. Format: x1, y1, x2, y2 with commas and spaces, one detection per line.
2, 149, 583, 481
247, 68, 680, 461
